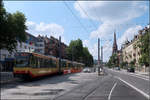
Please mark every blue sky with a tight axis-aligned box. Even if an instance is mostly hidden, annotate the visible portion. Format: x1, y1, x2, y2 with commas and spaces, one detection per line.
4, 1, 149, 61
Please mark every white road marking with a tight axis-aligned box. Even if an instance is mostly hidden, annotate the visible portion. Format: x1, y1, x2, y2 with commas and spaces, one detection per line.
109, 69, 149, 81
127, 73, 149, 81
116, 76, 149, 99
108, 82, 117, 100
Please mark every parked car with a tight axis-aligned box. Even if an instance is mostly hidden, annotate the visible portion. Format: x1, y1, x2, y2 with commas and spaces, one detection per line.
127, 67, 135, 73
115, 67, 120, 70
83, 68, 91, 73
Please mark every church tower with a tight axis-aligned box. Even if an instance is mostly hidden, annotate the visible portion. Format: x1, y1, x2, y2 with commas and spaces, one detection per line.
112, 31, 118, 54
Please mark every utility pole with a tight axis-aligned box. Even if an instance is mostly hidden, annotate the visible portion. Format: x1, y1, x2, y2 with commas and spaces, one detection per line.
101, 46, 103, 68
98, 38, 100, 65
72, 46, 74, 62
98, 38, 100, 75
59, 36, 61, 74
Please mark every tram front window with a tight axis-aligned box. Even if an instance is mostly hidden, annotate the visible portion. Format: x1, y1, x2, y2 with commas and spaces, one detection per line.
16, 57, 28, 67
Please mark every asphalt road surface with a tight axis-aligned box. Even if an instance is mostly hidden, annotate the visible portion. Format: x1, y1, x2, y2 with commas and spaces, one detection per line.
1, 72, 99, 99
55, 69, 149, 100
1, 68, 149, 100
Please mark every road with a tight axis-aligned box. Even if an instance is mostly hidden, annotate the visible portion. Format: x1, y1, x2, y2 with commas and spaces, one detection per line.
1, 68, 149, 100
56, 68, 149, 100
1, 72, 99, 99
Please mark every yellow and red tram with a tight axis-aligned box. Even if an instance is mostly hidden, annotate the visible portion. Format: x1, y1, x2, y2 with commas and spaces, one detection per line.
13, 52, 84, 79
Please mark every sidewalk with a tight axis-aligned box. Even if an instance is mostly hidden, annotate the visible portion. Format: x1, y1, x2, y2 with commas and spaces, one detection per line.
0, 72, 16, 84
135, 71, 149, 76
120, 69, 149, 79
109, 68, 149, 79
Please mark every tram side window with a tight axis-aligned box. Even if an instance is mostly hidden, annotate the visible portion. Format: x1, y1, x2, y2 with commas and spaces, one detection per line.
49, 59, 52, 68
71, 63, 74, 68
37, 58, 40, 68
47, 59, 50, 68
52, 59, 56, 68
68, 63, 71, 68
62, 61, 66, 68
42, 59, 46, 68
73, 63, 76, 68
40, 58, 43, 68
45, 59, 49, 68
30, 56, 36, 68
77, 64, 80, 69
74, 63, 76, 68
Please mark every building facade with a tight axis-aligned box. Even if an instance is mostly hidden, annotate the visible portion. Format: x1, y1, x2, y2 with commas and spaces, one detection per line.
35, 35, 45, 54
44, 36, 67, 59
121, 26, 149, 72
0, 32, 68, 71
0, 32, 38, 71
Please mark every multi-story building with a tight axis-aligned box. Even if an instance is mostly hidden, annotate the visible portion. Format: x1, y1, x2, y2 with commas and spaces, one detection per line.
0, 32, 38, 71
121, 26, 149, 72
0, 32, 68, 71
0, 33, 38, 61
117, 50, 122, 67
44, 36, 67, 58
35, 35, 45, 54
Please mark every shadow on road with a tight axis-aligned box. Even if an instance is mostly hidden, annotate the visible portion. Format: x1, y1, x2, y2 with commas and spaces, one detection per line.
1, 73, 80, 90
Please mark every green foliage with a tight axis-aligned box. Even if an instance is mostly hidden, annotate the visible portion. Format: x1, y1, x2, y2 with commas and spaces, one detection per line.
107, 54, 119, 68
82, 47, 93, 67
66, 39, 93, 67
137, 28, 150, 67
0, 0, 27, 52
129, 60, 136, 68
120, 61, 128, 69
66, 39, 83, 61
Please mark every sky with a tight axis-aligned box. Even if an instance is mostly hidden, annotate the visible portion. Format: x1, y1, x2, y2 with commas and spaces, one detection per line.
4, 1, 149, 62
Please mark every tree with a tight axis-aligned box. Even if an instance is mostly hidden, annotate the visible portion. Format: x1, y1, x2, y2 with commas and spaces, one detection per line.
0, 0, 27, 52
120, 61, 128, 69
137, 27, 150, 67
107, 54, 119, 68
129, 60, 136, 68
83, 47, 93, 67
66, 39, 83, 61
66, 39, 93, 67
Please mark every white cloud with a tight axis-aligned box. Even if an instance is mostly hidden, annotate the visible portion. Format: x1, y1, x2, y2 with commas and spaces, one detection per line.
74, 1, 147, 61
89, 43, 98, 59
90, 22, 115, 39
83, 40, 89, 47
147, 24, 150, 28
117, 25, 143, 49
88, 40, 112, 62
74, 1, 147, 39
75, 1, 147, 23
26, 21, 66, 43
103, 41, 112, 61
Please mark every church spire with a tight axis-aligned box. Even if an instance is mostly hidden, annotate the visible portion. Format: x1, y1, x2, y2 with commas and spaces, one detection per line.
112, 31, 118, 54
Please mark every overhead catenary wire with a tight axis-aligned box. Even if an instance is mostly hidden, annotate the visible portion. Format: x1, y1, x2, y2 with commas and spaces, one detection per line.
76, 1, 98, 29
63, 1, 89, 34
